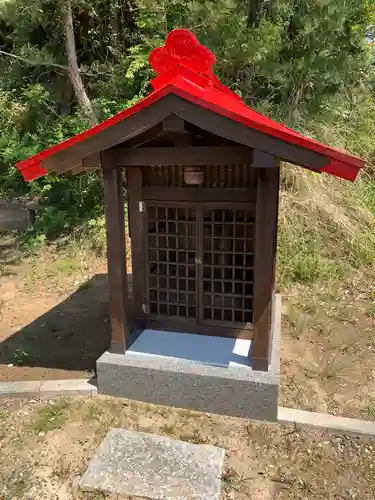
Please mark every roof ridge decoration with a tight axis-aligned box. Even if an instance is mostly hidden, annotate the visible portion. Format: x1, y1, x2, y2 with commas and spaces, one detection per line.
149, 29, 242, 101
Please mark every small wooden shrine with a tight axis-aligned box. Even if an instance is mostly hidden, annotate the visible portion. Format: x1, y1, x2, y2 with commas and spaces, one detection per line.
17, 29, 364, 373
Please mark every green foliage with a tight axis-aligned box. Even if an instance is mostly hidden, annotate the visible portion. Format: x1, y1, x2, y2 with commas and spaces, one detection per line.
368, 303, 375, 318
361, 402, 375, 420
278, 166, 375, 289
136, 0, 374, 120
55, 258, 80, 274
85, 214, 107, 254
0, 0, 374, 284
12, 348, 30, 366
31, 399, 69, 433
277, 212, 345, 286
20, 232, 47, 253
363, 174, 375, 214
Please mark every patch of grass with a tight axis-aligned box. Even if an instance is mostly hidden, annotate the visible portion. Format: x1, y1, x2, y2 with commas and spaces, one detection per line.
9, 477, 28, 497
179, 429, 206, 444
81, 402, 104, 422
319, 359, 346, 381
77, 280, 94, 291
313, 320, 333, 337
1, 394, 375, 500
329, 304, 357, 325
300, 299, 320, 316
53, 456, 71, 479
278, 168, 375, 292
309, 312, 334, 337
81, 492, 107, 500
368, 303, 375, 318
143, 403, 158, 414
221, 467, 237, 490
361, 402, 375, 420
55, 258, 80, 274
12, 348, 30, 366
0, 410, 8, 420
43, 320, 62, 333
22, 275, 34, 293
0, 411, 8, 439
20, 232, 47, 254
31, 399, 70, 434
284, 304, 311, 338
291, 255, 322, 284
5, 468, 32, 498
161, 423, 177, 436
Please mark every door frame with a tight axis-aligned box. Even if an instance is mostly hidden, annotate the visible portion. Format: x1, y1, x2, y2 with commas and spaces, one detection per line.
142, 199, 254, 339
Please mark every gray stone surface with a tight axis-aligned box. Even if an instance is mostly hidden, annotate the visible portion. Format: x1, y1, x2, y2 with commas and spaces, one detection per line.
40, 379, 97, 399
79, 428, 225, 500
278, 407, 375, 439
0, 201, 30, 231
0, 380, 42, 398
0, 378, 97, 399
97, 296, 281, 421
128, 329, 252, 368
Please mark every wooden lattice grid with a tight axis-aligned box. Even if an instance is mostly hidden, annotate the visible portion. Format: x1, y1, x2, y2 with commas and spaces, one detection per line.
202, 208, 254, 324
147, 203, 254, 326
148, 206, 197, 319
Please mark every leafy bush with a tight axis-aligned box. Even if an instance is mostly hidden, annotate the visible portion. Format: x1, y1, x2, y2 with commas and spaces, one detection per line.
0, 0, 374, 285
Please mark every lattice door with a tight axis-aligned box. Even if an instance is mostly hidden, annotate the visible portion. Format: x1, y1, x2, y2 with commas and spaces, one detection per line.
147, 205, 197, 321
202, 208, 254, 326
146, 203, 253, 330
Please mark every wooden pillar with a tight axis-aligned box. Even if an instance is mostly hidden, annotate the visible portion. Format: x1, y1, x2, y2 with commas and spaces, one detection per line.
127, 167, 145, 323
252, 151, 280, 371
101, 150, 129, 353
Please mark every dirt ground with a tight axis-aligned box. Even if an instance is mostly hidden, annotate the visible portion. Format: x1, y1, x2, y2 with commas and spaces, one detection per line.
1, 235, 375, 420
0, 236, 110, 382
280, 274, 375, 420
0, 395, 374, 500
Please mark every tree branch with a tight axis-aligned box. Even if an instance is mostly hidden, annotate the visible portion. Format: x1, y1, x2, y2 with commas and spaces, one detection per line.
0, 49, 68, 72
0, 49, 109, 77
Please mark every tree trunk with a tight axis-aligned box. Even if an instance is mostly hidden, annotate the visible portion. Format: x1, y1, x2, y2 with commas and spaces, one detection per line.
247, 0, 275, 27
62, 0, 98, 127
248, 0, 261, 26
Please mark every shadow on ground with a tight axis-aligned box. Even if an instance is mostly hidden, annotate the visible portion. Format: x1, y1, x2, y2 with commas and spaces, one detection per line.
0, 274, 112, 373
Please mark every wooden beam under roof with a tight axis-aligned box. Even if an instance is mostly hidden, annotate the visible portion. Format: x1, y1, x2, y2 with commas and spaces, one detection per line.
112, 145, 252, 166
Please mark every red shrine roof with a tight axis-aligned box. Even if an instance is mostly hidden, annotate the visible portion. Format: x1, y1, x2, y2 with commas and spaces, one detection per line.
17, 29, 364, 182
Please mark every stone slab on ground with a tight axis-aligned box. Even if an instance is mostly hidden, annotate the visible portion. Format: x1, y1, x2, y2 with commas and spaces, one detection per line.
79, 428, 225, 500
278, 407, 375, 439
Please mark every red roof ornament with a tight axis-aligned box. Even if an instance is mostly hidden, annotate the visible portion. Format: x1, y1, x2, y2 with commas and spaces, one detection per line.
150, 29, 216, 76
149, 29, 242, 101
16, 28, 365, 182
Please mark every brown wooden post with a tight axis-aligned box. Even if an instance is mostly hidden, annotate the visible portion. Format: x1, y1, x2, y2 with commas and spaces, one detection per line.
127, 167, 145, 323
101, 150, 129, 353
252, 150, 280, 371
